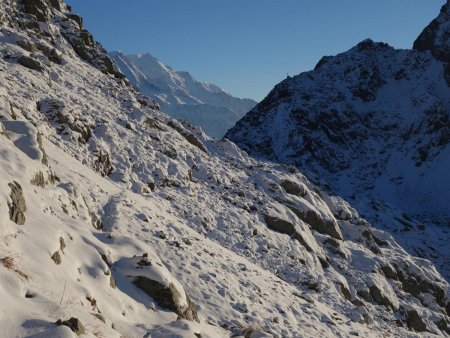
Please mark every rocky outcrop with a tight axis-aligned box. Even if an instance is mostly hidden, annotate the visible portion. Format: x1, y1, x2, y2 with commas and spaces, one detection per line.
226, 6, 450, 281
23, 0, 50, 22
133, 276, 199, 322
414, 1, 450, 85
115, 254, 199, 322
414, 1, 450, 63
8, 181, 26, 225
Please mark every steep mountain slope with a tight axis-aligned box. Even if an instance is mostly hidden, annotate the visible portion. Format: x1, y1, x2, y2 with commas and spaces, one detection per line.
0, 1, 449, 337
227, 3, 450, 282
109, 51, 256, 138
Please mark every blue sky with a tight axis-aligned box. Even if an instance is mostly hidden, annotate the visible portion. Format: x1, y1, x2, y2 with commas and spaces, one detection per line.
66, 0, 443, 101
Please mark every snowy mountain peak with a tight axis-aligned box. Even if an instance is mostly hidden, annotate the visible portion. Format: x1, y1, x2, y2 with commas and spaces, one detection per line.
109, 51, 256, 138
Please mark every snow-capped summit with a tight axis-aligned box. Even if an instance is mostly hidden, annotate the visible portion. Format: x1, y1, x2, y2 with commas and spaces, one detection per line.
109, 51, 256, 138
226, 4, 450, 281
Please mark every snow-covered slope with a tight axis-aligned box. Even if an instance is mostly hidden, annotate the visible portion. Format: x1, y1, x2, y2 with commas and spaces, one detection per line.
109, 51, 256, 138
227, 3, 450, 283
0, 0, 449, 337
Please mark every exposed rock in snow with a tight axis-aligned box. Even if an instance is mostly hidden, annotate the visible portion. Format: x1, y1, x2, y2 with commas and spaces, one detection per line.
0, 0, 449, 337
227, 6, 450, 282
109, 51, 256, 138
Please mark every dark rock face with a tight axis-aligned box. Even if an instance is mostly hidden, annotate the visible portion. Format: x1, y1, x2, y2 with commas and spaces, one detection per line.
400, 306, 427, 332
56, 317, 85, 335
414, 1, 450, 84
133, 276, 199, 322
8, 181, 26, 225
414, 1, 450, 63
23, 0, 50, 22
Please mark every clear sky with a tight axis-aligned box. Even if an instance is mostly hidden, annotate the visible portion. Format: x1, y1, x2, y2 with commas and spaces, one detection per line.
66, 0, 443, 101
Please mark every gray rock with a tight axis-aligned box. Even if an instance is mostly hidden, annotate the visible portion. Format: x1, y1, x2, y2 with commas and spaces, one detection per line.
401, 306, 427, 332
369, 285, 398, 310
8, 181, 26, 225
287, 206, 343, 240
133, 276, 199, 322
280, 180, 307, 197
18, 55, 43, 71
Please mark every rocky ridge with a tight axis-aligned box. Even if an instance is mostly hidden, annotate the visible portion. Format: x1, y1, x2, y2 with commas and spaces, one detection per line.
227, 2, 450, 282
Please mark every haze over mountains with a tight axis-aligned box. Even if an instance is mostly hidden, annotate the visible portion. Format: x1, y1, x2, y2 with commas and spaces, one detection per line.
0, 0, 449, 337
109, 51, 256, 138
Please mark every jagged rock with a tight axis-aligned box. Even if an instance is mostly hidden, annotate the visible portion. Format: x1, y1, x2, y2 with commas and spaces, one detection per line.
8, 181, 26, 225
23, 0, 50, 22
56, 317, 85, 335
18, 55, 43, 71
414, 1, 450, 63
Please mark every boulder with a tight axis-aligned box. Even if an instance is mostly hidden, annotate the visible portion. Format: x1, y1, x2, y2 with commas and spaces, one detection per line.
8, 181, 26, 225
18, 55, 44, 71
56, 317, 85, 335
287, 206, 343, 240
115, 254, 200, 322
280, 180, 307, 197
133, 276, 199, 322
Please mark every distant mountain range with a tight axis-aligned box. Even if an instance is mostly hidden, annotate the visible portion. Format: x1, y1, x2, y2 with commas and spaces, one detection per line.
109, 51, 256, 138
227, 2, 450, 280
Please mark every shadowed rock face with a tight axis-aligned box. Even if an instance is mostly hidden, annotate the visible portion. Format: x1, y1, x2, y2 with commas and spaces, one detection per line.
8, 181, 26, 225
414, 1, 450, 63
414, 1, 450, 84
